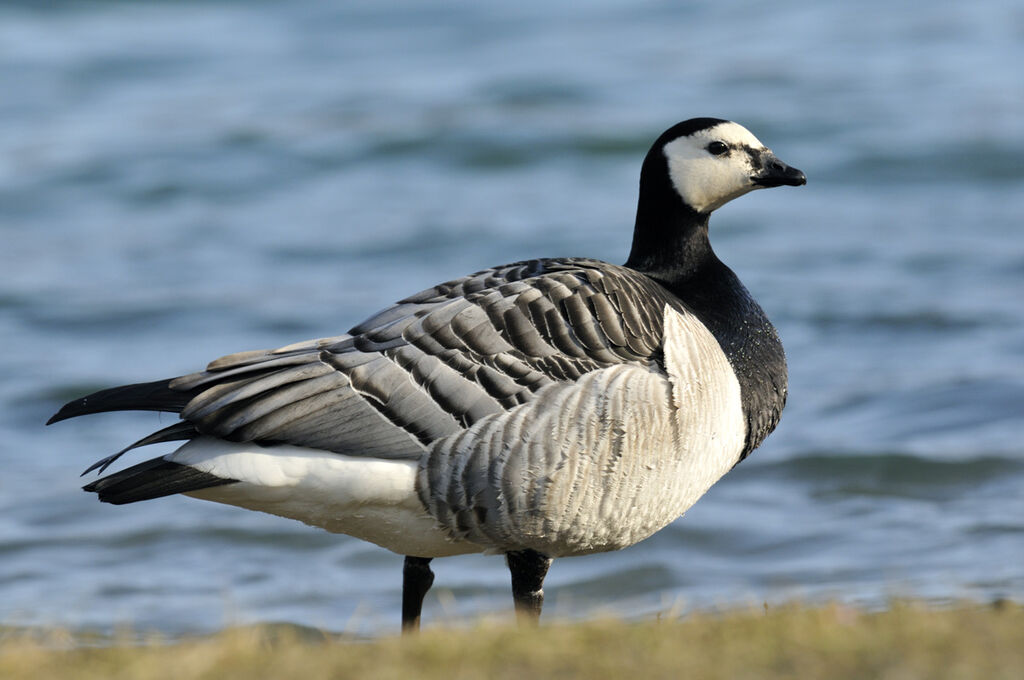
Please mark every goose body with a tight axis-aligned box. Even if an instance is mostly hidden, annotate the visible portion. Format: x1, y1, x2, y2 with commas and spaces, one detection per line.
49, 118, 805, 629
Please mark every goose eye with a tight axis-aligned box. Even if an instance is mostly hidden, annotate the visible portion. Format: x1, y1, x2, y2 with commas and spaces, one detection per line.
707, 141, 729, 156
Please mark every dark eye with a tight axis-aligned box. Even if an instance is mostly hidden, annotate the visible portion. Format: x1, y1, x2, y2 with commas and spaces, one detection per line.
707, 141, 729, 156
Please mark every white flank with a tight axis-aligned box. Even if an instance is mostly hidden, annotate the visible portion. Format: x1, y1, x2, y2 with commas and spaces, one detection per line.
168, 437, 480, 557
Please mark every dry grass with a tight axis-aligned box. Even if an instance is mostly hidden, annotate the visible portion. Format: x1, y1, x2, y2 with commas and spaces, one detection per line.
2, 601, 1022, 680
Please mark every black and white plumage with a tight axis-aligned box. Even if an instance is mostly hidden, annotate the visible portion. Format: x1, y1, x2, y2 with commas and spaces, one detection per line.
49, 118, 805, 631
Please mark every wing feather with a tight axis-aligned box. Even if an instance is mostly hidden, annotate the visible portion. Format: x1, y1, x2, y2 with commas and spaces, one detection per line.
56, 259, 682, 472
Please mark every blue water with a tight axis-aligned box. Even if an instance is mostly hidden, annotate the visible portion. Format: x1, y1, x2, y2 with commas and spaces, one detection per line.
2, 0, 1023, 635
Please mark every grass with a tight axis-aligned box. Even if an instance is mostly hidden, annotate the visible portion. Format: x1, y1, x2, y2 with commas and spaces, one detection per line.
2, 601, 1022, 679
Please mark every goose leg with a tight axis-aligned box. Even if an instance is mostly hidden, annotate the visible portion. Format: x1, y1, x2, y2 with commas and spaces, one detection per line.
401, 556, 434, 633
506, 549, 553, 624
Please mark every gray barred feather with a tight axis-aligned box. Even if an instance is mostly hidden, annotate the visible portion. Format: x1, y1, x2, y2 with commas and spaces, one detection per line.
126, 259, 683, 465
421, 364, 682, 555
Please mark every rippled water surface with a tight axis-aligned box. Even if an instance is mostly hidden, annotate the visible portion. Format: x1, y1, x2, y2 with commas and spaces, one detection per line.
2, 0, 1023, 635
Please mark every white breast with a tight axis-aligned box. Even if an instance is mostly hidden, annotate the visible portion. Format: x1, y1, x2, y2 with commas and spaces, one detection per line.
659, 304, 746, 511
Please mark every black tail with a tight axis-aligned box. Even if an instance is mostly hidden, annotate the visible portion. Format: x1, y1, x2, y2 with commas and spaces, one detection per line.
83, 456, 237, 505
47, 379, 196, 425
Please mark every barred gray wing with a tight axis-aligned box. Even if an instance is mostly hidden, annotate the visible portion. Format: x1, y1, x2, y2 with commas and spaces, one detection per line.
165, 258, 678, 458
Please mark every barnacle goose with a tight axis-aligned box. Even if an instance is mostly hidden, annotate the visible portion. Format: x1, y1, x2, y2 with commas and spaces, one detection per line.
49, 118, 805, 632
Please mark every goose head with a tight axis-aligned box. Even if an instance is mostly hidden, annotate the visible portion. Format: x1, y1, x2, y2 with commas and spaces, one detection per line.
650, 117, 806, 215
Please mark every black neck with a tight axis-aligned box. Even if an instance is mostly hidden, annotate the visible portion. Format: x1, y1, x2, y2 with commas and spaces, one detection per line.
623, 157, 787, 460
624, 162, 715, 283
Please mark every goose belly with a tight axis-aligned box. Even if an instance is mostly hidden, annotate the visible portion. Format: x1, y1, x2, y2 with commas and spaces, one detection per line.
171, 438, 480, 557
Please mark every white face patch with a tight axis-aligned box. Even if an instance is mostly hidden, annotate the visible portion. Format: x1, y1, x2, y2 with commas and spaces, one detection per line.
663, 122, 770, 214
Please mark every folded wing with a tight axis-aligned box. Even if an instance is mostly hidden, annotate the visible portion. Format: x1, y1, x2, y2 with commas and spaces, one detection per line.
53, 258, 682, 471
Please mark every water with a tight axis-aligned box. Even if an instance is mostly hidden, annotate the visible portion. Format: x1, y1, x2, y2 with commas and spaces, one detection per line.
2, 0, 1022, 635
